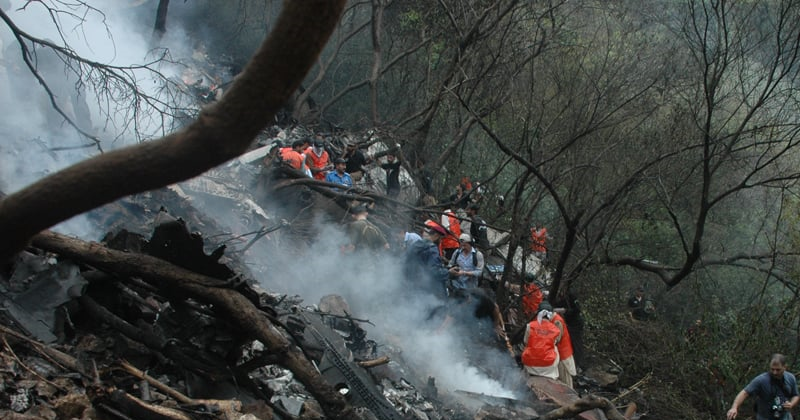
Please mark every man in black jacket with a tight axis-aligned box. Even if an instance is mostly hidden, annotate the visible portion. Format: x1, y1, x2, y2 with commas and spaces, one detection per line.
466, 203, 490, 250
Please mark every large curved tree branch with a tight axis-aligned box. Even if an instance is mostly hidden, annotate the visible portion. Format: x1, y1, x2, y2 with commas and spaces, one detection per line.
0, 0, 347, 261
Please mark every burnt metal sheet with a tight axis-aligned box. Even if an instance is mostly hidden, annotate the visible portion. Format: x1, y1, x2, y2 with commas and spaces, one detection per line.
1, 259, 87, 343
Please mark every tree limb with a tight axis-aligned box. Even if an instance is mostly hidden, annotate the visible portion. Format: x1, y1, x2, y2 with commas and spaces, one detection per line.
30, 229, 360, 420
0, 0, 347, 261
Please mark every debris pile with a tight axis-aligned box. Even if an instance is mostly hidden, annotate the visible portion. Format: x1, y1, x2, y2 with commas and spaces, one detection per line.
0, 130, 641, 420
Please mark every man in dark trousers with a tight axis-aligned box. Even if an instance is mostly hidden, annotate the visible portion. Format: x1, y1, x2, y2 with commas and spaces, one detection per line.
381, 153, 401, 197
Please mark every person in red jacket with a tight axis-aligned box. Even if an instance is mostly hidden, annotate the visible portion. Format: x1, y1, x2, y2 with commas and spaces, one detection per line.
279, 139, 308, 171
521, 273, 544, 319
439, 208, 461, 260
305, 137, 332, 180
548, 302, 576, 388
530, 224, 549, 260
521, 304, 562, 379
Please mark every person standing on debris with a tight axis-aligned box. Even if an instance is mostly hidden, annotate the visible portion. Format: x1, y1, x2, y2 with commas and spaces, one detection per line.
449, 184, 470, 210
552, 290, 586, 370
549, 302, 576, 389
381, 153, 402, 198
447, 233, 485, 293
439, 209, 461, 261
466, 203, 490, 251
628, 286, 654, 320
404, 220, 449, 299
341, 139, 370, 183
345, 205, 388, 252
530, 224, 549, 261
520, 273, 544, 320
325, 158, 353, 188
727, 353, 799, 420
521, 303, 562, 379
305, 137, 332, 180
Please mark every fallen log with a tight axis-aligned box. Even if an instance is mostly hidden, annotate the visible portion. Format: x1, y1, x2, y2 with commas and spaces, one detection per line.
31, 230, 363, 420
536, 394, 629, 420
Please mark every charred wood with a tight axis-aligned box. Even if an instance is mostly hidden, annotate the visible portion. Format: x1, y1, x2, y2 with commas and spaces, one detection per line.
536, 394, 629, 420
106, 389, 194, 420
30, 230, 361, 420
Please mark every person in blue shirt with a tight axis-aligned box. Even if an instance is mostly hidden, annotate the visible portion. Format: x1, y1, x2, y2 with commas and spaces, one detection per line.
447, 233, 485, 292
325, 158, 353, 188
727, 353, 799, 420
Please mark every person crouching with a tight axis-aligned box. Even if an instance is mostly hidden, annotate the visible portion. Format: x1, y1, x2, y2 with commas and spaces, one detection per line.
521, 303, 562, 379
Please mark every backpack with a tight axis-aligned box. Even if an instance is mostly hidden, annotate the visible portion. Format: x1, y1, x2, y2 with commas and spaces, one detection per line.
451, 248, 478, 267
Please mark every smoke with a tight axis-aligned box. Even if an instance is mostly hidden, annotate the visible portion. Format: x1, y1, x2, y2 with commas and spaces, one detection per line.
249, 212, 523, 401
1, 1, 523, 407
0, 1, 205, 239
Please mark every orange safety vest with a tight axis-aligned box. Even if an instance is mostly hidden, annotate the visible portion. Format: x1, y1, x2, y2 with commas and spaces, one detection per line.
304, 147, 330, 180
279, 147, 304, 170
522, 283, 544, 319
530, 227, 547, 253
552, 312, 574, 359
439, 211, 461, 252
521, 319, 561, 367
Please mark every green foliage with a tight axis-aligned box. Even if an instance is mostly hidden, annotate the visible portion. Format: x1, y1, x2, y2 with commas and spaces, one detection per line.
399, 10, 422, 30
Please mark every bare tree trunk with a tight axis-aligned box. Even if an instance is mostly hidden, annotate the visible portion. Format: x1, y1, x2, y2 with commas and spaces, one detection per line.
368, 0, 384, 124
0, 0, 347, 261
152, 0, 169, 41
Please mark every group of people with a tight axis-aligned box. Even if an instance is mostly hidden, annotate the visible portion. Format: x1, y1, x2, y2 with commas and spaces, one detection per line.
269, 134, 401, 197
399, 217, 487, 297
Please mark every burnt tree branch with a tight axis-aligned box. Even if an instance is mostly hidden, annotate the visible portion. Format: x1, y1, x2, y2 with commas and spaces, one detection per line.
0, 0, 347, 261
30, 230, 361, 420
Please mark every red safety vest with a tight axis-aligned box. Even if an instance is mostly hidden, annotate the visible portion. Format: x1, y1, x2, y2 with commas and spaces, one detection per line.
521, 319, 561, 367
522, 283, 544, 319
439, 211, 461, 252
530, 228, 547, 253
279, 147, 304, 170
304, 147, 330, 180
552, 313, 574, 359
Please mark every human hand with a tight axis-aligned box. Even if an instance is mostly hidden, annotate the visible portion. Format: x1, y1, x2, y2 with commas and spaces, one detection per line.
726, 407, 737, 420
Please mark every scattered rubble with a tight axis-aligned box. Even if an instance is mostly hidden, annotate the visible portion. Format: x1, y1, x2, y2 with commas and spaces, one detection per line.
0, 126, 640, 419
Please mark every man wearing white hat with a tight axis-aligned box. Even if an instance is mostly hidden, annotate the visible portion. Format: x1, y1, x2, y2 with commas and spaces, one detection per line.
447, 233, 485, 292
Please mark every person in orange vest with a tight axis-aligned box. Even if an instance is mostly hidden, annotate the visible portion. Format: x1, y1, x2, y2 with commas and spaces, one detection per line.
521, 273, 544, 320
521, 304, 562, 379
278, 139, 308, 172
545, 301, 576, 388
439, 209, 461, 260
305, 137, 332, 180
530, 224, 548, 261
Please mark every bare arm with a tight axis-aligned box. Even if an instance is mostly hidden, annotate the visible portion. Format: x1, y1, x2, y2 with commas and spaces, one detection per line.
727, 390, 749, 420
